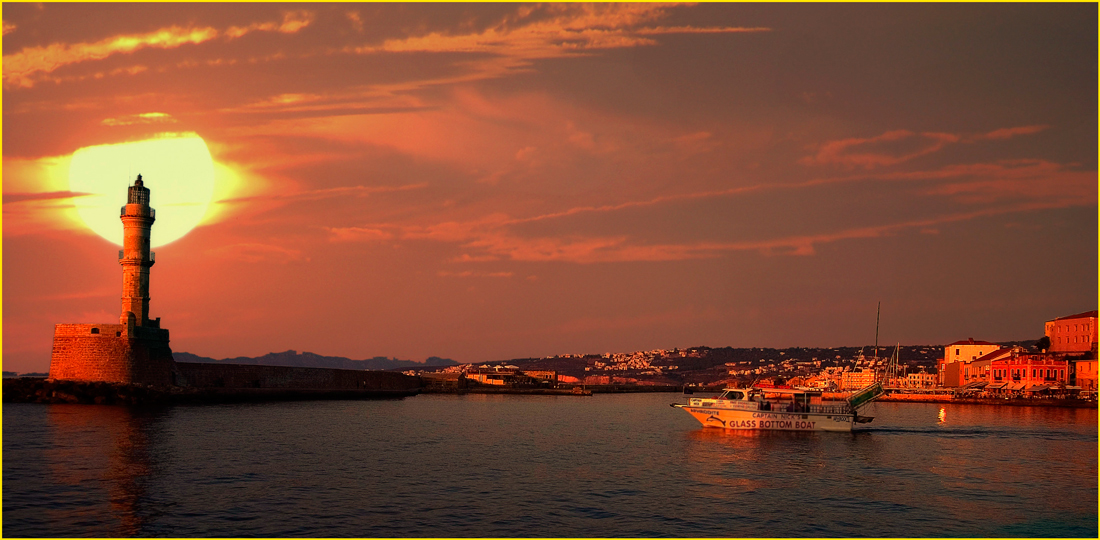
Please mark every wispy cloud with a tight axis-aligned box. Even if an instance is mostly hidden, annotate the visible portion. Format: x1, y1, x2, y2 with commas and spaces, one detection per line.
326, 227, 393, 242
324, 4, 770, 108
361, 4, 767, 57
101, 111, 177, 127
331, 154, 1093, 264
225, 10, 312, 38
972, 125, 1048, 141
40, 287, 117, 301
3, 191, 94, 204
217, 182, 427, 205
206, 242, 306, 264
3, 11, 313, 88
437, 270, 514, 278
802, 125, 1053, 170
801, 130, 959, 169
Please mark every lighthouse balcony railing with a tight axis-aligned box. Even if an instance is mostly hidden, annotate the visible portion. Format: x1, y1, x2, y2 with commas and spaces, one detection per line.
120, 206, 155, 218
118, 251, 155, 262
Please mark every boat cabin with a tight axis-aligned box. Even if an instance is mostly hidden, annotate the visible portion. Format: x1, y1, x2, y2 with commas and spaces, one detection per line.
701, 387, 828, 413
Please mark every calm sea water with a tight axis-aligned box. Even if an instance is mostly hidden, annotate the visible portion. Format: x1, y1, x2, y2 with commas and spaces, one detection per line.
3, 393, 1096, 537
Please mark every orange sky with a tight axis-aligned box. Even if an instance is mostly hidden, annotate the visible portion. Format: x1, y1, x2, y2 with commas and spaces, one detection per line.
3, 4, 1097, 372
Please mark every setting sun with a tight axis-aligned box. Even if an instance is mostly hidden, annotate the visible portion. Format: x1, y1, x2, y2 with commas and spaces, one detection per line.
67, 133, 216, 247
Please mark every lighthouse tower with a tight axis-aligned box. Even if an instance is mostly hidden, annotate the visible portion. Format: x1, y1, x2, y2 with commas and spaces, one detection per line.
119, 174, 157, 327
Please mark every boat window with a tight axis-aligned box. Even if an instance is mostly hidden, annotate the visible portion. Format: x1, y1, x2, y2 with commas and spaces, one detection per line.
724, 391, 744, 400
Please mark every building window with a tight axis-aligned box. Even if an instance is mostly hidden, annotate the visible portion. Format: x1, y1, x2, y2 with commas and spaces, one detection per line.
90, 327, 99, 334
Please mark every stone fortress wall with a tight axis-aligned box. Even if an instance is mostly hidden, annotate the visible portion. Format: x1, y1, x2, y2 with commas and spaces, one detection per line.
174, 362, 418, 392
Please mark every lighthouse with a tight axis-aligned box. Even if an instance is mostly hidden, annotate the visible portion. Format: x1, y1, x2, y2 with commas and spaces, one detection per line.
49, 174, 174, 386
119, 174, 157, 327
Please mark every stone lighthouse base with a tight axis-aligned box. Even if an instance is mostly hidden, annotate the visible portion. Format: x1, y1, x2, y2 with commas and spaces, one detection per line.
48, 323, 175, 387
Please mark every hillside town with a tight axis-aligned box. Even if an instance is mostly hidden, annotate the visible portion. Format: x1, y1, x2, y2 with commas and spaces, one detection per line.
413, 310, 1098, 401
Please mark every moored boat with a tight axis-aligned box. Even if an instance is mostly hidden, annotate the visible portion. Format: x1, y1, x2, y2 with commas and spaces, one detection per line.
671, 383, 884, 432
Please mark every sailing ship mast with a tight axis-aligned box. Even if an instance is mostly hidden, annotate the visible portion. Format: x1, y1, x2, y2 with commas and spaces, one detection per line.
873, 301, 880, 363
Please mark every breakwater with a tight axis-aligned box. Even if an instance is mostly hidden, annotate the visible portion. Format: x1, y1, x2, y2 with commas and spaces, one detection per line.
4, 370, 421, 406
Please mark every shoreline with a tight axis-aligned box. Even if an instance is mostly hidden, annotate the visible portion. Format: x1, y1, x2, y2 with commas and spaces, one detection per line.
5, 378, 1096, 408
877, 394, 1097, 408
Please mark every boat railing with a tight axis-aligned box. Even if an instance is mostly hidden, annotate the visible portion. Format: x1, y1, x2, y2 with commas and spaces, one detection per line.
806, 404, 851, 415
767, 403, 851, 414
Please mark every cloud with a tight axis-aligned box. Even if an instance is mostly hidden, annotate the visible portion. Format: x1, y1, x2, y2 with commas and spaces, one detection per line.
506, 184, 766, 226
3, 20, 15, 36
4, 26, 219, 88
3, 191, 94, 204
972, 125, 1049, 141
206, 243, 305, 263
801, 130, 959, 169
371, 7, 767, 55
216, 183, 427, 205
341, 4, 770, 95
920, 160, 1096, 205
346, 11, 364, 33
802, 125, 1053, 170
373, 154, 1094, 264
40, 287, 117, 301
225, 10, 313, 38
635, 26, 771, 35
3, 11, 313, 88
437, 270, 514, 278
326, 227, 393, 242
101, 112, 177, 127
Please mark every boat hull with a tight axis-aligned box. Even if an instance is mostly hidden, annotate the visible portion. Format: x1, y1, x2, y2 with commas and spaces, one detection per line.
672, 404, 855, 432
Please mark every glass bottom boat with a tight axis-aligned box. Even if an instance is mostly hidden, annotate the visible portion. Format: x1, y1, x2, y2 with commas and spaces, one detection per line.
671, 384, 882, 432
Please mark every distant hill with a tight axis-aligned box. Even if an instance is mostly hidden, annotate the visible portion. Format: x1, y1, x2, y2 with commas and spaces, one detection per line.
173, 350, 458, 371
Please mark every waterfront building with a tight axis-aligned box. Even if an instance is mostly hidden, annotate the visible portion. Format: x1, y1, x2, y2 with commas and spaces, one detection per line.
942, 347, 1014, 387
420, 372, 467, 392
1044, 310, 1098, 355
840, 367, 875, 391
1071, 359, 1097, 393
905, 371, 937, 389
522, 370, 558, 385
939, 339, 1000, 386
987, 352, 1070, 395
465, 366, 549, 387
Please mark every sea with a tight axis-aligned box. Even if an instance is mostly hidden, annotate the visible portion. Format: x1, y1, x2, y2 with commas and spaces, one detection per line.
3, 393, 1096, 538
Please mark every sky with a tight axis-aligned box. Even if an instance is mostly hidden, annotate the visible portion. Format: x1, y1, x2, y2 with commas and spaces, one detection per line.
3, 3, 1096, 372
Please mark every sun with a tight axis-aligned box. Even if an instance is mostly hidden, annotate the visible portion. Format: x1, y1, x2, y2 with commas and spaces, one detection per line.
68, 133, 216, 247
